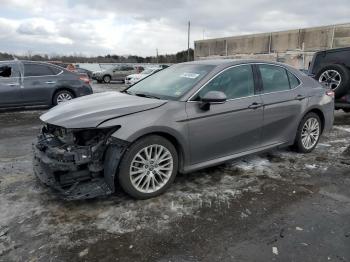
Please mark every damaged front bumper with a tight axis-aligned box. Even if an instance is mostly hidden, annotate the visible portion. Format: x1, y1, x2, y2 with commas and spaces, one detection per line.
32, 125, 128, 200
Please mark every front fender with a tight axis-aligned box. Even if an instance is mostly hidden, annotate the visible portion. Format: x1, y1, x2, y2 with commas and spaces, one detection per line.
103, 138, 129, 192
98, 101, 190, 170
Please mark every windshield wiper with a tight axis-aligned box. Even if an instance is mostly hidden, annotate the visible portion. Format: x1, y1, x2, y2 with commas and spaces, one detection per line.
121, 89, 131, 94
134, 92, 160, 99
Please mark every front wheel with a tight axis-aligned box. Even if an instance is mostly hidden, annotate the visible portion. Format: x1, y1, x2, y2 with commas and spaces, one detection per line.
118, 135, 178, 199
293, 112, 321, 153
103, 75, 111, 83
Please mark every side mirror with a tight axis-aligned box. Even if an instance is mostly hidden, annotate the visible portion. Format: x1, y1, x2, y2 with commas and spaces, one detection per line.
199, 91, 227, 110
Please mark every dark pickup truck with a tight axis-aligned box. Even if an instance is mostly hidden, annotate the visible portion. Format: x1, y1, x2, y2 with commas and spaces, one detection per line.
308, 47, 350, 113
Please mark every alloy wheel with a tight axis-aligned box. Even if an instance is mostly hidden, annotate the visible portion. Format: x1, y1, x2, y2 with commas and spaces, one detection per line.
104, 75, 111, 83
319, 70, 342, 91
129, 144, 173, 193
56, 92, 73, 104
301, 117, 320, 150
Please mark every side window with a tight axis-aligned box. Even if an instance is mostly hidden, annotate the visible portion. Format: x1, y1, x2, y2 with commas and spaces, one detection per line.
49, 66, 62, 75
121, 66, 132, 71
0, 65, 12, 78
196, 65, 255, 100
259, 65, 290, 93
0, 64, 19, 78
287, 71, 300, 89
24, 64, 55, 77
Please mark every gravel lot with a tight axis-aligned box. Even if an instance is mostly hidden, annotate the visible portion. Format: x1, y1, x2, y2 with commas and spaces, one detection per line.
0, 82, 349, 262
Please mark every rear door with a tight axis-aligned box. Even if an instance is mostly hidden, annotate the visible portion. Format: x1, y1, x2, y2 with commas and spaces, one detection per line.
111, 66, 122, 80
186, 64, 264, 165
21, 63, 62, 104
115, 65, 134, 81
257, 63, 308, 146
0, 62, 22, 106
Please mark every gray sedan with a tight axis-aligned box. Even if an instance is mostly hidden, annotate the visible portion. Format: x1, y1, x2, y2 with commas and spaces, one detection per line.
0, 60, 93, 108
33, 59, 334, 200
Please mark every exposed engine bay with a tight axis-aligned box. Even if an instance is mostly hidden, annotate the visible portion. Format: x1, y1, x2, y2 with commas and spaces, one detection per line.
33, 124, 128, 200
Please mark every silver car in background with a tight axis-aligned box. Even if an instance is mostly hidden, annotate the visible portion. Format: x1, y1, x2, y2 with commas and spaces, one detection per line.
92, 64, 136, 83
33, 59, 334, 200
125, 67, 162, 85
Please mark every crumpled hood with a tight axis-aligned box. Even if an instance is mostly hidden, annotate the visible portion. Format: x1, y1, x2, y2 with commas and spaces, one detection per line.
40, 92, 167, 128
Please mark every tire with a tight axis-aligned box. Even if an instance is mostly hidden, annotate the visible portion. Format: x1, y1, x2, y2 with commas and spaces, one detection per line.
343, 108, 350, 113
293, 112, 321, 153
103, 75, 111, 83
118, 135, 178, 199
53, 90, 74, 106
316, 64, 350, 99
97, 80, 102, 83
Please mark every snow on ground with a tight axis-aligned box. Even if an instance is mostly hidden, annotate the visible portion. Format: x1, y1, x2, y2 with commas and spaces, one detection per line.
0, 123, 349, 256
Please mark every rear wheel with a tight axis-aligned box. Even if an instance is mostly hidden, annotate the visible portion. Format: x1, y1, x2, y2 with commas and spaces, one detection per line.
103, 75, 111, 83
53, 90, 74, 105
316, 64, 350, 99
118, 135, 178, 199
294, 112, 321, 153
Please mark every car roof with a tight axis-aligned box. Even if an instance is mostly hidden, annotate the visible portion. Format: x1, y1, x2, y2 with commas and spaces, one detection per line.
183, 59, 291, 68
0, 60, 63, 66
314, 47, 350, 55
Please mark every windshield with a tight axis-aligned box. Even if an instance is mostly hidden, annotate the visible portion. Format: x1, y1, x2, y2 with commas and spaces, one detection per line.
126, 64, 215, 100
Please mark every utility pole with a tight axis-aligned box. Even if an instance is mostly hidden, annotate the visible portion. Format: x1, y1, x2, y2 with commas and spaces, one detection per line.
156, 48, 159, 63
187, 21, 191, 62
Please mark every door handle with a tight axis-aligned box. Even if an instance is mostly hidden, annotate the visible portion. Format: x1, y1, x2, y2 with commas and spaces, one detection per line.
45, 81, 56, 84
248, 102, 264, 109
6, 83, 19, 86
295, 94, 306, 101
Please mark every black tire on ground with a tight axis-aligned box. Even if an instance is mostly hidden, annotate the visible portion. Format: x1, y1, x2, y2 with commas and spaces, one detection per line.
97, 80, 102, 83
293, 112, 321, 153
316, 64, 350, 99
103, 75, 111, 83
118, 135, 178, 199
52, 90, 74, 106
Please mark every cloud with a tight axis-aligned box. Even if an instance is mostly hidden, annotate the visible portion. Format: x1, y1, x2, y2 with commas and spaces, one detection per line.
17, 19, 56, 36
0, 0, 349, 56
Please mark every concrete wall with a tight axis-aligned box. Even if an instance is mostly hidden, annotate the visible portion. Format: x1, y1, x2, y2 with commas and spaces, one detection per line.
194, 23, 350, 69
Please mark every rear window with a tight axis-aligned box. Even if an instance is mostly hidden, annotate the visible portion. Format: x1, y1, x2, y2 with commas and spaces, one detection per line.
24, 63, 59, 77
287, 71, 300, 88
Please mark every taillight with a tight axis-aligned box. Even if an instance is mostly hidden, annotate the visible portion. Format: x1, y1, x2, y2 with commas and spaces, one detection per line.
79, 76, 91, 84
326, 90, 335, 98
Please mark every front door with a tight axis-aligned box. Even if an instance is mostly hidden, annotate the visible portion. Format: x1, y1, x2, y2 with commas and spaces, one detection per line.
186, 64, 264, 165
0, 62, 22, 106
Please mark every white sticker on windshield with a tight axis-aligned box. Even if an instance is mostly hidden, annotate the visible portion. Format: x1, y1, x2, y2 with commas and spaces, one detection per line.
180, 72, 200, 79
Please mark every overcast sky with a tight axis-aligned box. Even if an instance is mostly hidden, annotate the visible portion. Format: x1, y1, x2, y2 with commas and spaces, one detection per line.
0, 0, 349, 57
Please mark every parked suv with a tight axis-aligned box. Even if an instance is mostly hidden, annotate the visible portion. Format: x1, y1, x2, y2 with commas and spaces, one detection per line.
0, 60, 93, 108
308, 47, 350, 112
33, 60, 334, 200
92, 65, 136, 83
